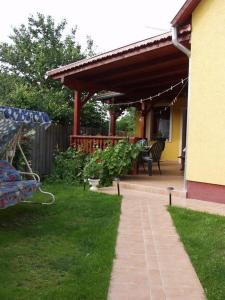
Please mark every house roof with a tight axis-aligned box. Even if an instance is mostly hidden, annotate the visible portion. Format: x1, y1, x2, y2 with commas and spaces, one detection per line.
47, 32, 174, 78
171, 0, 202, 26
47, 26, 190, 105
47, 26, 190, 80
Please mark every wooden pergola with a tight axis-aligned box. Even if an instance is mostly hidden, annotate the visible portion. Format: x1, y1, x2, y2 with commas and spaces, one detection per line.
47, 26, 190, 152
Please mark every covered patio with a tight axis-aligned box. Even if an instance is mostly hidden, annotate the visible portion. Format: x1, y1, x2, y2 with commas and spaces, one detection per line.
119, 161, 186, 197
47, 26, 190, 178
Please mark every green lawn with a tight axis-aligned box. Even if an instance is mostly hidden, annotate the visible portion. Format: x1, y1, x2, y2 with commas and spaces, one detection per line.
169, 206, 225, 300
0, 184, 121, 300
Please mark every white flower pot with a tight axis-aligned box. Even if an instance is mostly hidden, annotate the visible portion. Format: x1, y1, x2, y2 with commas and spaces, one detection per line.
88, 179, 100, 192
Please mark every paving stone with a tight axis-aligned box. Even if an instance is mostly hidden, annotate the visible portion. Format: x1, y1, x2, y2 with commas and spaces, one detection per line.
102, 188, 208, 300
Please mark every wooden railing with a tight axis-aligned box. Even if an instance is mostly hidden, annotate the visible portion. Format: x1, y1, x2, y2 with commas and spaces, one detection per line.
70, 135, 140, 153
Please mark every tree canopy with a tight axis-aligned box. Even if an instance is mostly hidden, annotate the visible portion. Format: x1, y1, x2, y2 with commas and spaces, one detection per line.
0, 14, 84, 86
0, 13, 108, 128
116, 108, 136, 136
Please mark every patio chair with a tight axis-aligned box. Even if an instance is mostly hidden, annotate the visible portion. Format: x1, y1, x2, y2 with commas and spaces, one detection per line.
137, 139, 150, 169
142, 140, 165, 175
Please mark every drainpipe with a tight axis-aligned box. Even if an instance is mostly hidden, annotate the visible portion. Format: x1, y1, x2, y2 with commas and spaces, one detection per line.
171, 26, 191, 58
171, 26, 191, 193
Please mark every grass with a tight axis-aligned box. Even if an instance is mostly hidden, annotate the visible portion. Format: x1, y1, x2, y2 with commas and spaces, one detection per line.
169, 206, 225, 300
0, 184, 121, 300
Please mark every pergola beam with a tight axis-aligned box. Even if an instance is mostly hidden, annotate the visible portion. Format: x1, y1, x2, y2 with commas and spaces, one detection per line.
93, 56, 187, 84
63, 77, 105, 92
126, 72, 187, 91
111, 68, 188, 89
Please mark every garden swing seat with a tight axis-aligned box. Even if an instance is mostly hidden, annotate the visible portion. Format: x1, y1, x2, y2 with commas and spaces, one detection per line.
0, 160, 41, 209
0, 105, 55, 209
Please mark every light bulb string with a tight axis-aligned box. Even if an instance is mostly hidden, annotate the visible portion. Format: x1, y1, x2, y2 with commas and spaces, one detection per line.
166, 78, 189, 110
106, 77, 188, 107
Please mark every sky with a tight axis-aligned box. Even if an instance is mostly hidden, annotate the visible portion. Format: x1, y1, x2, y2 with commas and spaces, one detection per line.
0, 0, 186, 53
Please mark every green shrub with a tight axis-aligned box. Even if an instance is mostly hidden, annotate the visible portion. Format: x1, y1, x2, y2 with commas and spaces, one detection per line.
102, 140, 141, 185
50, 141, 142, 186
49, 147, 89, 184
83, 148, 103, 180
83, 140, 142, 186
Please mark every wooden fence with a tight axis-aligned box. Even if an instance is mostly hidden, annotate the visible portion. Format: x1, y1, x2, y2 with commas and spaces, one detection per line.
70, 135, 139, 153
30, 125, 138, 177
31, 124, 72, 177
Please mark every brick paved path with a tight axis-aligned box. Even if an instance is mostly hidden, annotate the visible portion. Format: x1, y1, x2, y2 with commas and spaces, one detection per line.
102, 188, 206, 300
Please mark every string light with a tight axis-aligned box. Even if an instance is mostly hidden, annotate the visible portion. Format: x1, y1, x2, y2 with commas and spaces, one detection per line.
106, 77, 188, 107
161, 79, 189, 114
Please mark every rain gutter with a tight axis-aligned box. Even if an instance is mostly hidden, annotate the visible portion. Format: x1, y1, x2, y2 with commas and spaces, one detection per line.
171, 26, 191, 192
171, 26, 191, 58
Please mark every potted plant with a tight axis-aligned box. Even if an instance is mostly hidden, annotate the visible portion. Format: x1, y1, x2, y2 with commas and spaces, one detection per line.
83, 157, 103, 191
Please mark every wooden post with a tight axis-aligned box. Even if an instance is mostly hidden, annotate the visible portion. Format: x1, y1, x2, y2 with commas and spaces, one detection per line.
73, 90, 81, 135
108, 98, 117, 136
109, 110, 116, 136
140, 102, 146, 139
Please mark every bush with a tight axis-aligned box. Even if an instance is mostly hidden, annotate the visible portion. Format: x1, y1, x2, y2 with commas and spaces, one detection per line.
83, 140, 142, 186
102, 140, 141, 185
49, 140, 142, 186
83, 148, 103, 180
49, 147, 89, 184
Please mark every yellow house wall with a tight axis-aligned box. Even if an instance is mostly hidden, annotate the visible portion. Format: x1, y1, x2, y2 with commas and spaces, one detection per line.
135, 111, 141, 137
136, 97, 186, 161
161, 107, 181, 161
186, 0, 225, 185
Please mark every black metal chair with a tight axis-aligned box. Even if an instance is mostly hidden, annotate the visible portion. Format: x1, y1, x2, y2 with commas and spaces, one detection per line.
137, 139, 150, 171
141, 140, 165, 175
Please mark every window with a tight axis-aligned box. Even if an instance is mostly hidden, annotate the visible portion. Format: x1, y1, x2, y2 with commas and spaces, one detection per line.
151, 107, 171, 140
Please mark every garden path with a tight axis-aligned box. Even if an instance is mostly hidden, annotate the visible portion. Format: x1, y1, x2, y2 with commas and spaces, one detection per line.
100, 187, 210, 300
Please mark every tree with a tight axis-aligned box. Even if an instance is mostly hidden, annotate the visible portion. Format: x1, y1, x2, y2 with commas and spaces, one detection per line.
0, 13, 106, 126
0, 72, 21, 104
116, 107, 136, 135
0, 14, 83, 87
81, 100, 109, 134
